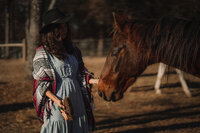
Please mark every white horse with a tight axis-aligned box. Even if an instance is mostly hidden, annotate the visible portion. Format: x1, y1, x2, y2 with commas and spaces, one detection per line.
154, 63, 192, 97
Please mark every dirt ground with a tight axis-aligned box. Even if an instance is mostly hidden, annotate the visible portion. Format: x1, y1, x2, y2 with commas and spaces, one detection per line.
0, 58, 200, 133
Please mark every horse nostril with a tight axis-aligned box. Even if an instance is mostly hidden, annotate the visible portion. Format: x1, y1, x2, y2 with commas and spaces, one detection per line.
98, 90, 103, 97
111, 91, 116, 101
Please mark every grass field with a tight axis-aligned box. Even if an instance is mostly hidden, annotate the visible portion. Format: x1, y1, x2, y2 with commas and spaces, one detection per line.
0, 58, 200, 133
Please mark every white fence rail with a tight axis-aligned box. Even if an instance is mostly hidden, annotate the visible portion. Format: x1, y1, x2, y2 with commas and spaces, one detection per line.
0, 39, 26, 61
0, 38, 112, 60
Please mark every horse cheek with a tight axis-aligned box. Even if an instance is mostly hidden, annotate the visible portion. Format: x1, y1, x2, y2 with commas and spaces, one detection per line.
124, 77, 136, 92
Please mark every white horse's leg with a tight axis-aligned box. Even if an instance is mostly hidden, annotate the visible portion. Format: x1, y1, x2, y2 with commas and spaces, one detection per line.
175, 69, 192, 97
154, 63, 166, 94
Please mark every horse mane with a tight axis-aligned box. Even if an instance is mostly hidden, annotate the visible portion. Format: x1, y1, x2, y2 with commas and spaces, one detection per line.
113, 17, 200, 71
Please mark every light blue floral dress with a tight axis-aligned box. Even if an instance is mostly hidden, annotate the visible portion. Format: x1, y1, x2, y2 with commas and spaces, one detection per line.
40, 53, 88, 133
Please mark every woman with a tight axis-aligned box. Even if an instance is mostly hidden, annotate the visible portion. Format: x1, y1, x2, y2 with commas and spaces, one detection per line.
32, 8, 98, 133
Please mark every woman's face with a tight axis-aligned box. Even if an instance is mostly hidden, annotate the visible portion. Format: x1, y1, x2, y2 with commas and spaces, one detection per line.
59, 23, 68, 39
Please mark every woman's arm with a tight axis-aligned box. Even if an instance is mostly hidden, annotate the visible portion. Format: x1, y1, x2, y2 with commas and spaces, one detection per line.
45, 90, 68, 120
45, 90, 63, 107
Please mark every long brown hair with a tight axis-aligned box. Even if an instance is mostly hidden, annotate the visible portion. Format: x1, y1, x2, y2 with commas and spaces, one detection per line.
40, 23, 73, 60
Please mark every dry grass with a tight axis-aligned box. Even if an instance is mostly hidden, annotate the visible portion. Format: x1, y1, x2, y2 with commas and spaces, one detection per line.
0, 58, 200, 133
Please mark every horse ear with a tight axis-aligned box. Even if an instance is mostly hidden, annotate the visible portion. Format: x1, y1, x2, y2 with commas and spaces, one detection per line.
112, 11, 128, 32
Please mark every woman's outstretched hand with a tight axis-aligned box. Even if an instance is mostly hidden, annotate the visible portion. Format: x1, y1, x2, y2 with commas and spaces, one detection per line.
89, 79, 99, 84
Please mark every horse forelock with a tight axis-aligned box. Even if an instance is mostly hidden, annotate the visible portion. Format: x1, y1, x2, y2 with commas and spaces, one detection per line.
113, 17, 200, 72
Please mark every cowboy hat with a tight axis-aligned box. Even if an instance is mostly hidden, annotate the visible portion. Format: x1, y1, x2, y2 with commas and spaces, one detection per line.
40, 8, 72, 34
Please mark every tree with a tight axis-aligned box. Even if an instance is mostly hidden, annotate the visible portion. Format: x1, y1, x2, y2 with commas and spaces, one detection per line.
4, 0, 13, 58
25, 0, 44, 79
48, 0, 56, 10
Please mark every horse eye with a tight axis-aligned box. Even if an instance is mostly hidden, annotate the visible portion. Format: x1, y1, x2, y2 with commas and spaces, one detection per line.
111, 48, 119, 56
111, 44, 126, 56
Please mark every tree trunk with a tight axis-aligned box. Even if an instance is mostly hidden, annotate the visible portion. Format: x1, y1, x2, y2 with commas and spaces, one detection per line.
97, 31, 103, 56
4, 0, 10, 58
25, 0, 44, 79
48, 0, 56, 10
9, 0, 14, 43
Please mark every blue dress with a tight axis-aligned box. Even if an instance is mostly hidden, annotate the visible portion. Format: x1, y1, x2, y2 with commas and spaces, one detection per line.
40, 53, 88, 133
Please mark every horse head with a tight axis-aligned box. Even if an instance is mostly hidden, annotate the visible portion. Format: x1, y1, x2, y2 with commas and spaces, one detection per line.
98, 12, 149, 101
98, 12, 200, 101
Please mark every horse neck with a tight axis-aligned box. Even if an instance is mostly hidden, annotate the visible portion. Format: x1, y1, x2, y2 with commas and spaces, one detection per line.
131, 18, 200, 77
149, 46, 200, 77
149, 47, 184, 70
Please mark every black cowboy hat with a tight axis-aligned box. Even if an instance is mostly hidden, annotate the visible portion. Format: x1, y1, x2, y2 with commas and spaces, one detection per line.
40, 8, 72, 34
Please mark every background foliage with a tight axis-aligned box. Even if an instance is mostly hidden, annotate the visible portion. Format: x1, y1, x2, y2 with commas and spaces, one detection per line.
0, 0, 200, 43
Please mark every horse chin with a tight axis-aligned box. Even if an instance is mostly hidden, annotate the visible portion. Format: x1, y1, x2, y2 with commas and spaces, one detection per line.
111, 92, 123, 102
111, 77, 136, 101
98, 87, 123, 102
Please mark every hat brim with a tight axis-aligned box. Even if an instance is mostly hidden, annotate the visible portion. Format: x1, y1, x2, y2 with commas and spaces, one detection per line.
39, 15, 72, 34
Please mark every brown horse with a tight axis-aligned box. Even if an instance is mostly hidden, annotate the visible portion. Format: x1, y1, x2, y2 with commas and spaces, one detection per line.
98, 12, 200, 102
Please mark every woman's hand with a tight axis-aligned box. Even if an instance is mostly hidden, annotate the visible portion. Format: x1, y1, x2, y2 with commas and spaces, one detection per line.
60, 110, 68, 120
55, 99, 65, 109
57, 100, 68, 120
45, 90, 68, 120
89, 79, 99, 84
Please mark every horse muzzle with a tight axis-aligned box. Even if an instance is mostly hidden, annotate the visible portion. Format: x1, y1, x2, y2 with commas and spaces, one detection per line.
98, 88, 123, 102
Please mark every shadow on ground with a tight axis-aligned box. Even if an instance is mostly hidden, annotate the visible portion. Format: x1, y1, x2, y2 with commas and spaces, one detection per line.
117, 121, 200, 133
0, 102, 33, 113
0, 82, 7, 85
95, 104, 200, 132
140, 71, 176, 77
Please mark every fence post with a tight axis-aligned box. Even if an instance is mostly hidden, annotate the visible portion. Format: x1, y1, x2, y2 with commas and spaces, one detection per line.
22, 39, 26, 62
97, 33, 104, 56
